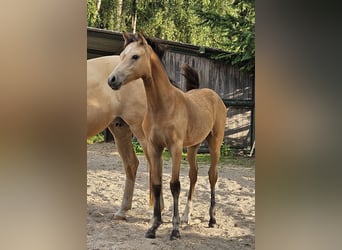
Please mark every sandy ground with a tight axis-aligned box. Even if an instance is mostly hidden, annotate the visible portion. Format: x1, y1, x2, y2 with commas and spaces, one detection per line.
87, 142, 255, 249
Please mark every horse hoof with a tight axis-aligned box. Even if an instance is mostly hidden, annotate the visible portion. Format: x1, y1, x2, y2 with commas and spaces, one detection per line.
170, 230, 181, 240
112, 213, 126, 220
145, 229, 156, 239
181, 219, 189, 225
181, 215, 190, 225
208, 218, 216, 228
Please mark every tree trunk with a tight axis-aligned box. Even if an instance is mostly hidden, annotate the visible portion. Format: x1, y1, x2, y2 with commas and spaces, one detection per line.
131, 0, 137, 33
96, 0, 101, 11
115, 0, 123, 31
95, 0, 102, 27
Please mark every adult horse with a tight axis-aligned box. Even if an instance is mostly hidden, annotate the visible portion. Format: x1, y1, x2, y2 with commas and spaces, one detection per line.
87, 45, 199, 220
108, 32, 227, 240
87, 55, 146, 220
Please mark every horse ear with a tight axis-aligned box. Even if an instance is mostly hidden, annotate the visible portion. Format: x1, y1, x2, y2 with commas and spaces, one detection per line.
122, 31, 134, 47
135, 32, 148, 45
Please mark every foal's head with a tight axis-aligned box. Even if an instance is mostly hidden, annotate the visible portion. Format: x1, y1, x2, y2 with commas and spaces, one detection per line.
108, 32, 155, 90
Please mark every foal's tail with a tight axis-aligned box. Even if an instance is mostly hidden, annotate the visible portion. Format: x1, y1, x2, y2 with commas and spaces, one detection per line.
181, 63, 200, 91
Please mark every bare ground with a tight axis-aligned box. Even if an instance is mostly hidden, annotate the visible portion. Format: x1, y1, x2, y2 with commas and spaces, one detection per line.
87, 142, 255, 249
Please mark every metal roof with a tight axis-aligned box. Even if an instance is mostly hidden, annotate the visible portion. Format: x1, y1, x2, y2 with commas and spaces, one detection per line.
87, 27, 227, 59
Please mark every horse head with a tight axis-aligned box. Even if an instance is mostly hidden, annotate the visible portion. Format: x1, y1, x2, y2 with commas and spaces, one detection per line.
108, 32, 153, 90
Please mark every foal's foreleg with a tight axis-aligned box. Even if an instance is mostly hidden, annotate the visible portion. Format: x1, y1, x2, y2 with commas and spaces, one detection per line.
169, 143, 183, 240
145, 146, 163, 239
108, 118, 139, 220
182, 144, 200, 224
140, 142, 164, 212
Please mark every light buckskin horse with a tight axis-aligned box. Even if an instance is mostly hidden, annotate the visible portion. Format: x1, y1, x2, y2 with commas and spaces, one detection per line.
87, 55, 146, 220
87, 44, 199, 220
108, 32, 227, 240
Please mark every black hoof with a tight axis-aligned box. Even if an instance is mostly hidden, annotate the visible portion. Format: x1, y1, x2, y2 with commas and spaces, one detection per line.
170, 229, 181, 240
145, 228, 156, 239
208, 218, 216, 228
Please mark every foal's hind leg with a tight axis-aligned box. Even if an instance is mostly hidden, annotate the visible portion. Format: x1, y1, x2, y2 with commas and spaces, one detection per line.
206, 133, 223, 227
108, 117, 139, 220
182, 144, 200, 224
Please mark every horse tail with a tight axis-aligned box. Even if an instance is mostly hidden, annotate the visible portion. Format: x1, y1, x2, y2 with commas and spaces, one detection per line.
181, 63, 200, 91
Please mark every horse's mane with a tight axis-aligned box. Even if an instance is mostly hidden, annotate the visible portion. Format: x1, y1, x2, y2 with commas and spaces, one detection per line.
145, 37, 166, 62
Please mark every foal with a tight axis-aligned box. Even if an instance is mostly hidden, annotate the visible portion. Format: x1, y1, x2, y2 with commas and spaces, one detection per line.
108, 32, 226, 240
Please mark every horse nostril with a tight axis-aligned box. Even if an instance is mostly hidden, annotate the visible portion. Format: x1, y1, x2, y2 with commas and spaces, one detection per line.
108, 76, 116, 86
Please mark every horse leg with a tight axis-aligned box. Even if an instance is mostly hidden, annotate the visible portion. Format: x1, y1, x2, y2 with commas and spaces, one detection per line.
138, 141, 165, 212
108, 117, 139, 220
182, 144, 200, 224
145, 145, 163, 239
169, 143, 183, 240
206, 133, 222, 228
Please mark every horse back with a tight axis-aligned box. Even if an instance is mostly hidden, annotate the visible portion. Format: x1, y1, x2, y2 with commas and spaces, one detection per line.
186, 88, 226, 115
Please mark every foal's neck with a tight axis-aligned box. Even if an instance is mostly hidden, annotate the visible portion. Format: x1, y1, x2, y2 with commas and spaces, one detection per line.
142, 52, 174, 112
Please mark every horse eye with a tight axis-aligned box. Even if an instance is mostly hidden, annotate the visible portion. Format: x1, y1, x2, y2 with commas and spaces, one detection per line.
132, 55, 139, 60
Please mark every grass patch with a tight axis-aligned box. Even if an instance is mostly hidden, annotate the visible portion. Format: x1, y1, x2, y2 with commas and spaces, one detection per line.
128, 140, 254, 168
87, 132, 105, 144
137, 148, 254, 168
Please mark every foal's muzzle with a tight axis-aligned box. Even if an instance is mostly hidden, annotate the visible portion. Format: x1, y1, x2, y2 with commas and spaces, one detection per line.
108, 75, 122, 90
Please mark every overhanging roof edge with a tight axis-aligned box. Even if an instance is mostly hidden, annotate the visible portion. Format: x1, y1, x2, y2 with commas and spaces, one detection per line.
87, 27, 228, 57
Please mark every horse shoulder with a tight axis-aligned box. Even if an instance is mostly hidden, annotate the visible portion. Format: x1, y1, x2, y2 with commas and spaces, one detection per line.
119, 79, 146, 125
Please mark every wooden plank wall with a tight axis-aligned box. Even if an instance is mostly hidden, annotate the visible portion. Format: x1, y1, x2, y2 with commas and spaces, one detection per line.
162, 51, 254, 150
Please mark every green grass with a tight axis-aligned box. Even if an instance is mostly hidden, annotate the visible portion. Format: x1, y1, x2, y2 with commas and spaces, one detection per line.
134, 143, 254, 168
89, 137, 254, 168
87, 132, 105, 144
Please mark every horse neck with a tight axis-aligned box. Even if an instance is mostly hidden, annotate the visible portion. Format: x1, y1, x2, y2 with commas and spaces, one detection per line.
142, 52, 174, 112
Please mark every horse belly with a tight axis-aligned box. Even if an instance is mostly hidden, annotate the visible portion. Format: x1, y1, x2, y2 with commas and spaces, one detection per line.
182, 106, 214, 147
87, 99, 116, 137
183, 125, 212, 147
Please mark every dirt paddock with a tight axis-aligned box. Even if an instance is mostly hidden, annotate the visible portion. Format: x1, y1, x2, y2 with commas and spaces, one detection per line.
87, 142, 255, 249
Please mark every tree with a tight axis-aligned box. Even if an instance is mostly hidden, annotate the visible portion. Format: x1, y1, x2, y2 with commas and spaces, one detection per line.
115, 0, 123, 30
87, 0, 98, 27
131, 0, 137, 32
87, 0, 255, 73
193, 0, 255, 73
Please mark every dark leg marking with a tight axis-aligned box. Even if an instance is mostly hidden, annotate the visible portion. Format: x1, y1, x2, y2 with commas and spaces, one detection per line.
208, 189, 216, 227
145, 184, 162, 239
170, 180, 181, 240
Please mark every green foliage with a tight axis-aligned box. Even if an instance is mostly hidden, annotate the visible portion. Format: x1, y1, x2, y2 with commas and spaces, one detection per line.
87, 0, 98, 26
87, 132, 105, 144
87, 0, 255, 73
132, 139, 144, 153
193, 0, 255, 73
220, 142, 232, 156
98, 0, 116, 30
